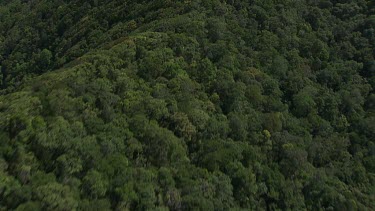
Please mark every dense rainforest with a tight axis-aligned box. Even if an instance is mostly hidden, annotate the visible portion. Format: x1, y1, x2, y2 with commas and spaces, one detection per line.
0, 0, 374, 210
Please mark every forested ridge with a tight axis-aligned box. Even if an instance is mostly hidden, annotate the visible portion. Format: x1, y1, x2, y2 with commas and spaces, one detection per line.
0, 0, 374, 210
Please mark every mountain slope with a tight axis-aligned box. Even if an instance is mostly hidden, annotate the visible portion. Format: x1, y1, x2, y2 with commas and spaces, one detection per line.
0, 0, 374, 210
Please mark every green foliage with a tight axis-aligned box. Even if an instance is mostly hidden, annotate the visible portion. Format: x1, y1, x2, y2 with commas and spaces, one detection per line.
35, 182, 78, 211
0, 0, 374, 210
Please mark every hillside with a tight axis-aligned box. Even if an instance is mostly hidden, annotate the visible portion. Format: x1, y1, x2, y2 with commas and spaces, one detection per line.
0, 0, 374, 210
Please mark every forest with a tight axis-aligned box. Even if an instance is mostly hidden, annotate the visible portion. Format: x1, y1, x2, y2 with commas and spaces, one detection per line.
0, 0, 374, 210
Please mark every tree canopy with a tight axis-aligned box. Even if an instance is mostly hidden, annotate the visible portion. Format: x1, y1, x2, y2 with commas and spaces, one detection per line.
0, 0, 374, 210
